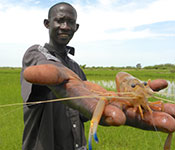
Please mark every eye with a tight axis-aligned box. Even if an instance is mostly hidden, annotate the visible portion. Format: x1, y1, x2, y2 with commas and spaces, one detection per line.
55, 18, 64, 24
69, 19, 75, 24
131, 83, 136, 88
143, 82, 147, 86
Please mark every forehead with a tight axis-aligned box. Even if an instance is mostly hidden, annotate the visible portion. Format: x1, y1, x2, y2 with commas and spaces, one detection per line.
50, 4, 77, 19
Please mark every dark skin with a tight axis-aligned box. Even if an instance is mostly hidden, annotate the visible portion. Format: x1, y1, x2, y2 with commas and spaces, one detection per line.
44, 3, 79, 51
24, 3, 175, 133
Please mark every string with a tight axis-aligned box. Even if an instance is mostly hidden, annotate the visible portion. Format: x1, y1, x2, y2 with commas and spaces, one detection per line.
0, 94, 137, 108
153, 96, 175, 103
0, 91, 174, 109
0, 90, 174, 149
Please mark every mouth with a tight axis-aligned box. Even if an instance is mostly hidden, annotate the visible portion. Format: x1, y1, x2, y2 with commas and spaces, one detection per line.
58, 33, 70, 38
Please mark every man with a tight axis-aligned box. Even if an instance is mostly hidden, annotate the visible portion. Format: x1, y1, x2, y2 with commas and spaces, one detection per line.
21, 2, 175, 150
21, 2, 88, 150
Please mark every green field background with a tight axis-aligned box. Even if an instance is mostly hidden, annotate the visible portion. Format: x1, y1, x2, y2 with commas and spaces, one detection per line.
0, 67, 175, 150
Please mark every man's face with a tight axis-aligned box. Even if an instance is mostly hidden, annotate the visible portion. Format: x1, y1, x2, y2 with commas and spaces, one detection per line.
46, 5, 78, 46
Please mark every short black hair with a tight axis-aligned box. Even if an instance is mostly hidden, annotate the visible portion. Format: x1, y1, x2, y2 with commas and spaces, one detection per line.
48, 2, 77, 19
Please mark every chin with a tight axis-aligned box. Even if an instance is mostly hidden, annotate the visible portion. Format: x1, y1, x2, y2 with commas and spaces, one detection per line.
55, 41, 69, 46
58, 39, 71, 45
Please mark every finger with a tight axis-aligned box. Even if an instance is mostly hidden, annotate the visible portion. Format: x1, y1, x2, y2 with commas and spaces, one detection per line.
103, 105, 126, 126
23, 64, 68, 85
149, 103, 175, 118
143, 111, 175, 133
149, 79, 168, 91
163, 103, 175, 118
125, 108, 175, 133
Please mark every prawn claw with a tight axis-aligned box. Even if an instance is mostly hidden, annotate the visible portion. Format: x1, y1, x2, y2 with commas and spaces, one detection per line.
94, 132, 99, 143
88, 97, 106, 150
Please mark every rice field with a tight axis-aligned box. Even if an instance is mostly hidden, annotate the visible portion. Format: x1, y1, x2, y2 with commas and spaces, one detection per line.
0, 67, 175, 150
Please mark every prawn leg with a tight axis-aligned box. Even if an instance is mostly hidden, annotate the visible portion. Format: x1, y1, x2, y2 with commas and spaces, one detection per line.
145, 104, 153, 115
88, 97, 106, 150
138, 105, 144, 119
149, 101, 164, 111
164, 133, 173, 150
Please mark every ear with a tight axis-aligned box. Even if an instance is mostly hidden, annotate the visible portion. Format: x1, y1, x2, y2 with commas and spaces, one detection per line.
75, 24, 79, 32
44, 19, 49, 29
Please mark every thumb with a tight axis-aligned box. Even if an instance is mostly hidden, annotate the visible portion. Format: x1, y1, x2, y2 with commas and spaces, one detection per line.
103, 105, 126, 126
148, 79, 168, 91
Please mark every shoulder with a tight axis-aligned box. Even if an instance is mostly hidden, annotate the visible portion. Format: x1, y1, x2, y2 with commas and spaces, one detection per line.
22, 44, 46, 68
23, 44, 41, 58
22, 44, 62, 68
28, 44, 40, 50
25, 44, 40, 54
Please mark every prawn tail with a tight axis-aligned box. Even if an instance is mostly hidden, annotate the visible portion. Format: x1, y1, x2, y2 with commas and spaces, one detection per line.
88, 118, 99, 150
88, 97, 106, 150
88, 121, 99, 150
88, 128, 93, 150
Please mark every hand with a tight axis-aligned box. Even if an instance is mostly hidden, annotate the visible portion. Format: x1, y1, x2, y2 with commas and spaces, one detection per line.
123, 79, 175, 133
85, 80, 175, 133
23, 64, 175, 133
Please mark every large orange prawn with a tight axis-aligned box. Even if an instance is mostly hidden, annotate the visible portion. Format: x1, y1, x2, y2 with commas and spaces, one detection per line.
88, 72, 173, 150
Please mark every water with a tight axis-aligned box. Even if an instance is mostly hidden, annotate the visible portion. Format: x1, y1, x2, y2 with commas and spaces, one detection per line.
159, 81, 175, 99
88, 80, 116, 90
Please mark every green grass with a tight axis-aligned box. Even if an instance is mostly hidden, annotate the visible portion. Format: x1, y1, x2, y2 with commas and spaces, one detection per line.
84, 68, 175, 150
84, 68, 175, 81
0, 68, 23, 150
0, 68, 175, 150
84, 123, 171, 150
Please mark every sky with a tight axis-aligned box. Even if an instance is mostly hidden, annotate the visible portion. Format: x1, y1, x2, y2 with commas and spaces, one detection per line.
0, 0, 175, 67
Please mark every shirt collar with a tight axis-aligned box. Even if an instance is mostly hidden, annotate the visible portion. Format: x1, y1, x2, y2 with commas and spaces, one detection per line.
44, 43, 75, 56
66, 46, 75, 56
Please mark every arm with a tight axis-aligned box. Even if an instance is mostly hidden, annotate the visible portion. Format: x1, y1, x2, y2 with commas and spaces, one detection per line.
23, 64, 125, 124
23, 64, 175, 132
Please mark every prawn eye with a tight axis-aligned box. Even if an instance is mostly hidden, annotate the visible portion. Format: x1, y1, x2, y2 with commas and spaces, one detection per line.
143, 82, 147, 86
131, 83, 136, 88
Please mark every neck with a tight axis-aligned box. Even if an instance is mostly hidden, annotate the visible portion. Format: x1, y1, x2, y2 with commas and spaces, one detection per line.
49, 41, 67, 52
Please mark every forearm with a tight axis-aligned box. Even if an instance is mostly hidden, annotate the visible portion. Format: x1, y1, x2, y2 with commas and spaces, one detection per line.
48, 78, 98, 120
24, 64, 98, 119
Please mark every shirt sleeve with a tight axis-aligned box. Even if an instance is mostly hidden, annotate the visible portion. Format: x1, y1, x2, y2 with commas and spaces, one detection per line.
20, 45, 62, 103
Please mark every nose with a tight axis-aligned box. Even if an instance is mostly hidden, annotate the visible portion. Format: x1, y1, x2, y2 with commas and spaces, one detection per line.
60, 22, 70, 30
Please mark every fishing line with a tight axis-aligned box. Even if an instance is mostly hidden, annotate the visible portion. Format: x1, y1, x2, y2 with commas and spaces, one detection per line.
150, 111, 163, 146
0, 94, 137, 108
154, 96, 175, 104
148, 94, 174, 148
0, 91, 174, 149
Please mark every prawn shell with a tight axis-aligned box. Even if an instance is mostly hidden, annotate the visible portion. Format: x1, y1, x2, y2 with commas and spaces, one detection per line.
149, 79, 168, 91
